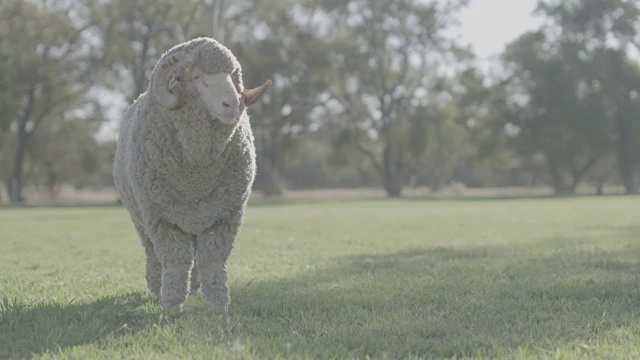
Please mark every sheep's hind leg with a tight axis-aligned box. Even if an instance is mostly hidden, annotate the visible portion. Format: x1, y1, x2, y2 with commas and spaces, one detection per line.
144, 245, 162, 296
196, 216, 241, 313
151, 222, 195, 310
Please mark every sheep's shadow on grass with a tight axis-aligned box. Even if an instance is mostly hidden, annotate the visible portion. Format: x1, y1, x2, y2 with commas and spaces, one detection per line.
0, 291, 164, 359
227, 241, 640, 358
5, 233, 639, 358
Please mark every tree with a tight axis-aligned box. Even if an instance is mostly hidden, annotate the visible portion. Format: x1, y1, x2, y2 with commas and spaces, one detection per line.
319, 0, 470, 196
0, 48, 18, 132
94, 0, 201, 103
25, 116, 105, 197
0, 47, 18, 202
0, 0, 100, 205
501, 31, 614, 194
231, 1, 332, 195
407, 104, 470, 191
534, 0, 640, 193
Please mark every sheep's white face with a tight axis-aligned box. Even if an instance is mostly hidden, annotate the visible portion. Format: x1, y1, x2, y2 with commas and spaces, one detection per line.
190, 68, 241, 125
150, 47, 271, 122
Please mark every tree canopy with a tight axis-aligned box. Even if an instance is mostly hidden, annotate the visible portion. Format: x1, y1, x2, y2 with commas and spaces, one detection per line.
2, 0, 640, 204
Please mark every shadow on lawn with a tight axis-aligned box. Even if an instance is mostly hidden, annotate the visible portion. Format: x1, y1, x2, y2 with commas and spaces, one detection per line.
0, 291, 163, 359
229, 237, 640, 358
4, 231, 639, 358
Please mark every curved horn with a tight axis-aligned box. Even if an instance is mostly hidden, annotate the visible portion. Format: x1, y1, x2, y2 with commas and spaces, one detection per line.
150, 50, 193, 110
242, 79, 272, 107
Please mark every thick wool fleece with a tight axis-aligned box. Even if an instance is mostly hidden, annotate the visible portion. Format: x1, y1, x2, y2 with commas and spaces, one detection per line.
113, 38, 256, 312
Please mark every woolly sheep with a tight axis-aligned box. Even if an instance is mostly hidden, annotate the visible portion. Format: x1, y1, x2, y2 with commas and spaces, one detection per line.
113, 37, 271, 312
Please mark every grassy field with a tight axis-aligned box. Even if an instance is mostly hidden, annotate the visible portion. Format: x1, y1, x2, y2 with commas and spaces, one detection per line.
1, 196, 640, 359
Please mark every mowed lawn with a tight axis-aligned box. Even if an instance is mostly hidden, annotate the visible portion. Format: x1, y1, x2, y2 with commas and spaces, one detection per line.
1, 196, 640, 359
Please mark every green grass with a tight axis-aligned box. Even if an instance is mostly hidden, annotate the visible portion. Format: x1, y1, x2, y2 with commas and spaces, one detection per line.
1, 196, 640, 359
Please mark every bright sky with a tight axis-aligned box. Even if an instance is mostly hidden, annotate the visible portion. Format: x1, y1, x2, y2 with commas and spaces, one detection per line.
457, 0, 543, 59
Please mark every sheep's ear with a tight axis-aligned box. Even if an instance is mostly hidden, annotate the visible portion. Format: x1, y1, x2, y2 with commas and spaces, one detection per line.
242, 80, 272, 107
150, 50, 193, 109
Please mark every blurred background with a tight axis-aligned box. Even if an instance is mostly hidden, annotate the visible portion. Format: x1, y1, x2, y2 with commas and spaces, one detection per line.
1, 0, 639, 206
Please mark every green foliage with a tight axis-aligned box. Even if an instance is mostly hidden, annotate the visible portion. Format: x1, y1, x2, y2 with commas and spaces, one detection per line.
0, 0, 104, 202
231, 1, 335, 195
282, 135, 378, 189
406, 104, 471, 190
498, 0, 640, 194
428, 109, 470, 188
24, 118, 114, 188
94, 0, 200, 101
4, 0, 640, 200
2, 197, 640, 358
502, 31, 614, 193
316, 0, 471, 196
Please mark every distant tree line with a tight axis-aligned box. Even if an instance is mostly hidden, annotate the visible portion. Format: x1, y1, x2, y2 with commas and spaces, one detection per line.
1, 0, 640, 205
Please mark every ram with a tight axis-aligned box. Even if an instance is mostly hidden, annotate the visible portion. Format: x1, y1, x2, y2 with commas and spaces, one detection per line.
113, 37, 271, 312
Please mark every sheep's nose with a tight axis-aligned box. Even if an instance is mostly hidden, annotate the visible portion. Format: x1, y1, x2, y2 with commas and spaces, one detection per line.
217, 96, 240, 124
222, 96, 240, 111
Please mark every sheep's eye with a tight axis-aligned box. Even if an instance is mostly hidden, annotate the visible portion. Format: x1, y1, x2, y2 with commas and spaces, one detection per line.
193, 75, 200, 80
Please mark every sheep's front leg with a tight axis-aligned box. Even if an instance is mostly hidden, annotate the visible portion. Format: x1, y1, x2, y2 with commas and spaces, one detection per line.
150, 222, 195, 310
196, 216, 241, 313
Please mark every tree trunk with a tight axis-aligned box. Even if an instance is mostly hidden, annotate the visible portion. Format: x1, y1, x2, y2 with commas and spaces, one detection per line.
132, 30, 151, 102
9, 86, 36, 206
616, 118, 638, 194
255, 133, 283, 196
382, 142, 403, 197
383, 164, 403, 197
549, 163, 573, 195
618, 160, 636, 194
202, 0, 227, 42
47, 171, 57, 199
569, 179, 579, 194
261, 166, 283, 196
569, 171, 583, 194
9, 131, 27, 205
430, 176, 443, 193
